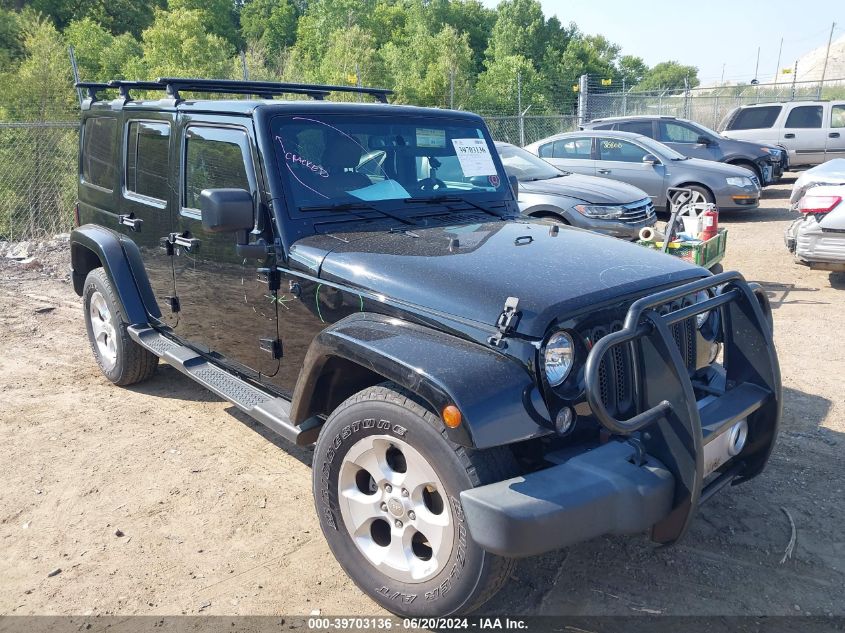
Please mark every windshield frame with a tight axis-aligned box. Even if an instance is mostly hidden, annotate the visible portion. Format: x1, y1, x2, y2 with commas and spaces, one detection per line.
267, 111, 514, 223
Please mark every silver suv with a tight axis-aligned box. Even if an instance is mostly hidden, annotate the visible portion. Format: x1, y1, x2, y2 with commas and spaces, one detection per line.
582, 115, 785, 185
719, 101, 845, 168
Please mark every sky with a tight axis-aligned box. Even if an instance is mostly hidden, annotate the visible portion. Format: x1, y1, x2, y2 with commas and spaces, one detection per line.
482, 0, 843, 85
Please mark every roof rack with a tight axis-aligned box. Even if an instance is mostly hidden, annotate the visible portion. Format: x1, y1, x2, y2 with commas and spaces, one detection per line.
75, 77, 393, 104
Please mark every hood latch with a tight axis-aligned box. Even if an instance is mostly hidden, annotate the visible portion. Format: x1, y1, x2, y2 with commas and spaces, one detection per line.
488, 296, 520, 349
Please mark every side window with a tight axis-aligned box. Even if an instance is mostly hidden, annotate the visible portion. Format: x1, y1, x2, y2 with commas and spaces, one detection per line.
598, 138, 649, 163
538, 142, 554, 158
125, 121, 170, 202
659, 122, 699, 143
552, 138, 592, 159
82, 117, 117, 190
727, 106, 782, 131
619, 120, 654, 137
830, 105, 845, 128
183, 127, 254, 211
785, 105, 823, 129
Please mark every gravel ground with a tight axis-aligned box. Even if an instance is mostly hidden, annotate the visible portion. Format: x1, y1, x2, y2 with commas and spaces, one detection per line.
1, 176, 843, 618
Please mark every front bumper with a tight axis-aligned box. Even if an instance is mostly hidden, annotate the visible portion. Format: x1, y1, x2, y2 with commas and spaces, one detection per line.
716, 185, 760, 210
755, 156, 785, 185
571, 214, 657, 240
462, 272, 781, 556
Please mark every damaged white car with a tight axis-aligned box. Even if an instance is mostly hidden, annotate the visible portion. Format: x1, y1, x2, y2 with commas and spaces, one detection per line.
786, 159, 845, 272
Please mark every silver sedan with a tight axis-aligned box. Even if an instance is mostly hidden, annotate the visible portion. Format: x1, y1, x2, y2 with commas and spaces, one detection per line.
524, 130, 761, 212
495, 142, 656, 240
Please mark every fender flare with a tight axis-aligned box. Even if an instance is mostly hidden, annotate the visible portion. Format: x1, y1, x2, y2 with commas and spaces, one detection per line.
290, 313, 552, 449
70, 224, 161, 323
522, 205, 571, 222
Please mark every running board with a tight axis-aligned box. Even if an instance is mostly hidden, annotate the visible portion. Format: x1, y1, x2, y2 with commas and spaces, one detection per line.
128, 325, 321, 446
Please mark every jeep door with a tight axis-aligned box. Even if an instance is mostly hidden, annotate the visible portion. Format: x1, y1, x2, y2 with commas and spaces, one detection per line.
825, 103, 845, 161
171, 118, 280, 378
780, 104, 827, 166
595, 137, 665, 204
115, 114, 178, 327
537, 137, 596, 175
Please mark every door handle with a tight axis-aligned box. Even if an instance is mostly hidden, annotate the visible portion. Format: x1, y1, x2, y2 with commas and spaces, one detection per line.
597, 169, 611, 174
170, 233, 200, 252
830, 132, 841, 138
118, 214, 142, 231
784, 133, 795, 139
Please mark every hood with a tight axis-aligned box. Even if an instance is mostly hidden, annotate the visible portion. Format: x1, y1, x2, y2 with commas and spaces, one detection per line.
293, 219, 705, 338
519, 173, 648, 204
719, 136, 778, 156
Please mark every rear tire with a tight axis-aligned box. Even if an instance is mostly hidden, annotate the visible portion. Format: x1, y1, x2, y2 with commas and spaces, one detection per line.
83, 268, 157, 386
312, 384, 518, 616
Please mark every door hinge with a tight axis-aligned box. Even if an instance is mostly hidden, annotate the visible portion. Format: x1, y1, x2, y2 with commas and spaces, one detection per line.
487, 296, 520, 349
165, 295, 180, 313
259, 337, 283, 359
257, 267, 281, 291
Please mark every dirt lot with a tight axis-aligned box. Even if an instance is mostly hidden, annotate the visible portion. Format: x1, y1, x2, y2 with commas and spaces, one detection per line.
1, 177, 844, 618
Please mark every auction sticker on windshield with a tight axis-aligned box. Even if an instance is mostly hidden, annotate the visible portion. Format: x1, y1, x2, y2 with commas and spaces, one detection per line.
416, 128, 446, 148
452, 138, 496, 177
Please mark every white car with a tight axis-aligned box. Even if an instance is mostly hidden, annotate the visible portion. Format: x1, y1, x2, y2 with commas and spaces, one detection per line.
785, 161, 845, 272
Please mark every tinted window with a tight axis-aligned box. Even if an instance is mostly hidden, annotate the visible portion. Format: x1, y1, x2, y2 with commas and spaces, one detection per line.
659, 121, 700, 143
184, 127, 252, 210
785, 105, 823, 129
619, 120, 654, 137
126, 121, 170, 201
598, 138, 649, 162
550, 138, 592, 159
727, 106, 781, 130
82, 117, 117, 190
833, 105, 845, 129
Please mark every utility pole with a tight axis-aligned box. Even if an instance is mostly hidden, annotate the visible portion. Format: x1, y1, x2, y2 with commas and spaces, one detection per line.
449, 67, 455, 109
819, 21, 837, 99
720, 63, 725, 86
774, 37, 783, 84
754, 46, 760, 100
790, 59, 798, 99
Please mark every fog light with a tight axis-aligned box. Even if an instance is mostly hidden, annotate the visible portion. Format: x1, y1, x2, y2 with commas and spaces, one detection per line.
727, 420, 748, 456
555, 407, 575, 435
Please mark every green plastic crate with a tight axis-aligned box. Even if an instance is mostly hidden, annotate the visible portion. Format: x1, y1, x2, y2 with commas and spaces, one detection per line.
637, 228, 727, 269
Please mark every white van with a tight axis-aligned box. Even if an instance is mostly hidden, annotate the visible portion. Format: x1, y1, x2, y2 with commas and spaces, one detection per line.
719, 101, 845, 168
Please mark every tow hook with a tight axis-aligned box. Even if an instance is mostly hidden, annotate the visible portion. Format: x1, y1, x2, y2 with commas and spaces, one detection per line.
488, 296, 520, 349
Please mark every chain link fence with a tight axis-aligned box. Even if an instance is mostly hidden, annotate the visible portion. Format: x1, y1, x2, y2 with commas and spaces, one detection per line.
0, 120, 79, 242
582, 77, 845, 131
483, 114, 578, 146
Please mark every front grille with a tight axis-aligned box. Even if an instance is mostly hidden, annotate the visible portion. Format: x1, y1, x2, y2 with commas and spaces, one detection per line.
620, 198, 656, 225
586, 304, 697, 418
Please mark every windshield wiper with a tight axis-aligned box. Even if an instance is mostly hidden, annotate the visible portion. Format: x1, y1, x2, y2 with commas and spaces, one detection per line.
403, 195, 506, 219
300, 201, 415, 225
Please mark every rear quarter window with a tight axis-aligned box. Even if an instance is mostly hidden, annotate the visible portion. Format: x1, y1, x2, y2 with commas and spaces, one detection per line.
785, 105, 823, 129
726, 106, 782, 131
126, 121, 170, 202
82, 117, 117, 190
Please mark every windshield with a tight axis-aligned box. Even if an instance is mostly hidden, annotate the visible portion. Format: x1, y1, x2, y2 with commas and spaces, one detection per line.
636, 135, 689, 161
496, 143, 563, 181
686, 120, 722, 139
271, 114, 509, 212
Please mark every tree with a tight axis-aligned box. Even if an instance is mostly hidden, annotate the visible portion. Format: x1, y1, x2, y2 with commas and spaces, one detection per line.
636, 61, 699, 92
472, 54, 548, 114
383, 24, 474, 108
128, 8, 235, 79
240, 0, 298, 54
27, 0, 165, 37
617, 54, 648, 86
169, 0, 242, 50
316, 25, 384, 93
486, 0, 546, 67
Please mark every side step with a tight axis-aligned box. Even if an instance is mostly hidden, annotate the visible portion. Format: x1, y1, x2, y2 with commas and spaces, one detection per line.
128, 325, 321, 446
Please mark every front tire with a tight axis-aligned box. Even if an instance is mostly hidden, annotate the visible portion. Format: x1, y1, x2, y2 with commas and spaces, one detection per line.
312, 384, 518, 616
83, 268, 157, 386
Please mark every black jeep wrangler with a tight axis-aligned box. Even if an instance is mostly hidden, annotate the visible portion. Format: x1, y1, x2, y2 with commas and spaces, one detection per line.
70, 78, 781, 617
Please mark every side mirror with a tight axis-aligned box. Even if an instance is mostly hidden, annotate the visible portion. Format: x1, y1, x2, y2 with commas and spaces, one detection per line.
200, 188, 254, 233
642, 154, 659, 165
508, 174, 519, 200
697, 135, 713, 145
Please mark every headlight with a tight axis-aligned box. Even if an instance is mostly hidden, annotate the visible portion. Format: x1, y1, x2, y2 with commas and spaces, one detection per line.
543, 331, 575, 386
693, 290, 711, 328
760, 147, 781, 157
574, 204, 625, 219
726, 176, 753, 187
